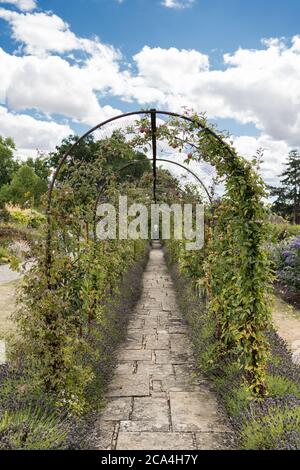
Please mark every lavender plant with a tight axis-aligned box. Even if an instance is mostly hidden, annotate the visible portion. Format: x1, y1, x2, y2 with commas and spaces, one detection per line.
276, 235, 300, 291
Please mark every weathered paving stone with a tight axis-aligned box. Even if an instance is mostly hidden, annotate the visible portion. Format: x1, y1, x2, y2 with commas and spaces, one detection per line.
100, 397, 132, 421
116, 432, 195, 451
95, 245, 233, 450
154, 350, 194, 365
170, 392, 229, 432
92, 421, 116, 450
144, 317, 159, 329
119, 397, 170, 432
0, 340, 6, 365
173, 364, 199, 385
169, 325, 189, 334
195, 432, 235, 450
144, 333, 169, 350
118, 349, 152, 362
123, 332, 143, 350
106, 374, 150, 397
170, 333, 193, 354
137, 363, 174, 380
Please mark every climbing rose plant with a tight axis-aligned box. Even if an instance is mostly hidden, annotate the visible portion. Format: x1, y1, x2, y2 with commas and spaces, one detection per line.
129, 111, 272, 395
14, 110, 272, 401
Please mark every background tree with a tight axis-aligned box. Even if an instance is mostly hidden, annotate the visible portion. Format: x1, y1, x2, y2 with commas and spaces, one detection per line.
25, 153, 50, 183
48, 131, 151, 184
0, 164, 47, 208
0, 136, 19, 188
270, 150, 300, 224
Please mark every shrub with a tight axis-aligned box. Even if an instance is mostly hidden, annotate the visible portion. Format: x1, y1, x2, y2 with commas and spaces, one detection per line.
0, 246, 9, 264
0, 407, 69, 450
266, 375, 300, 398
268, 223, 300, 243
241, 398, 300, 450
274, 235, 300, 292
164, 244, 300, 450
8, 207, 45, 229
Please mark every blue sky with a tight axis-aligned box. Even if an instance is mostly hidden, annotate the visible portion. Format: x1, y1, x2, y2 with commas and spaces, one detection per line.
0, 0, 300, 185
37, 0, 300, 57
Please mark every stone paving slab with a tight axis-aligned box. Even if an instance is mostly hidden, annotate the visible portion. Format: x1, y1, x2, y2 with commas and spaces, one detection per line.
92, 421, 116, 450
95, 244, 233, 450
118, 349, 152, 362
196, 432, 235, 450
170, 391, 229, 432
100, 397, 132, 421
116, 432, 195, 451
106, 374, 150, 397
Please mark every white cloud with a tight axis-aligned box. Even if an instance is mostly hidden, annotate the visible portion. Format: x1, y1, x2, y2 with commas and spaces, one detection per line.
0, 6, 298, 184
0, 9, 122, 124
0, 0, 36, 11
0, 106, 72, 155
233, 134, 290, 186
127, 39, 300, 149
0, 47, 121, 125
134, 46, 209, 94
162, 0, 195, 9
0, 9, 104, 55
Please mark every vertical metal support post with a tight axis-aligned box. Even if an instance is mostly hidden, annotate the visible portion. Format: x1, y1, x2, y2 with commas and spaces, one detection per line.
150, 109, 157, 204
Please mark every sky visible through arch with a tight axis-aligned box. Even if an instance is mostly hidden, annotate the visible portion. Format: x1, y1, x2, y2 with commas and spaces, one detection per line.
0, 0, 300, 188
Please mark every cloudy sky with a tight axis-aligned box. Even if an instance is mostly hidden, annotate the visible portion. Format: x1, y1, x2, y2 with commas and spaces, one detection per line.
0, 0, 300, 186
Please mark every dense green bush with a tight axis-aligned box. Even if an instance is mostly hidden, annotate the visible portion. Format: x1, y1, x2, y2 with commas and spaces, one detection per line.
0, 244, 149, 449
268, 223, 300, 243
0, 408, 69, 450
8, 207, 45, 229
164, 245, 300, 450
271, 235, 300, 292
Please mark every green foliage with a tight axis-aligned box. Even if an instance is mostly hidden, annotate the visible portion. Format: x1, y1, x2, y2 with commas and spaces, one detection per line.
241, 403, 300, 450
166, 246, 300, 449
139, 112, 273, 395
270, 150, 300, 224
0, 408, 68, 450
0, 136, 18, 192
268, 222, 300, 243
0, 246, 9, 264
266, 375, 300, 398
12, 110, 271, 432
15, 156, 149, 410
25, 154, 50, 182
8, 207, 45, 228
48, 131, 151, 184
0, 165, 47, 208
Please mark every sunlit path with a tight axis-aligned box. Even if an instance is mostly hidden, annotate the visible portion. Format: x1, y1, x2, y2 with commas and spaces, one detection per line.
94, 242, 234, 450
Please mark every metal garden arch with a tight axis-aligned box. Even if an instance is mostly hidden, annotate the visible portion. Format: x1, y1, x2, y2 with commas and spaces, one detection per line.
46, 108, 237, 277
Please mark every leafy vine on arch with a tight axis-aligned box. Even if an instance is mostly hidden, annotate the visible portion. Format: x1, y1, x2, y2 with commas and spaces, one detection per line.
26, 109, 271, 398
122, 110, 272, 395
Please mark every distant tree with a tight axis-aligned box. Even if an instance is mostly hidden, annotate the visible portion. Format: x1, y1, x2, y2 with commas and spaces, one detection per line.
48, 131, 151, 183
0, 136, 19, 188
25, 153, 50, 183
270, 150, 300, 224
0, 164, 47, 208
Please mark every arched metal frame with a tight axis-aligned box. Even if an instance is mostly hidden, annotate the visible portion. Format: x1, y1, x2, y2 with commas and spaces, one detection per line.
92, 157, 213, 240
46, 109, 235, 277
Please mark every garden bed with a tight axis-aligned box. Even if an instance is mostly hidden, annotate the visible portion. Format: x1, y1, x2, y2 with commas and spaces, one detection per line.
164, 246, 300, 450
0, 245, 149, 450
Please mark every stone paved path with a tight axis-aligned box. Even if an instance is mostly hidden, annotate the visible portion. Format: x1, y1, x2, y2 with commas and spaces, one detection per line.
94, 243, 233, 450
